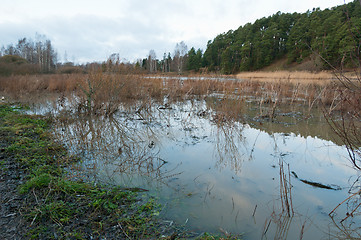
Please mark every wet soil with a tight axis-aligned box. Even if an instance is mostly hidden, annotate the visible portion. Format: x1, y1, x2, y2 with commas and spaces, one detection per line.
0, 129, 27, 239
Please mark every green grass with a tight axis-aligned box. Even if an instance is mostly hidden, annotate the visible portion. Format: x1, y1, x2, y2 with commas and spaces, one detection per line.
0, 160, 5, 172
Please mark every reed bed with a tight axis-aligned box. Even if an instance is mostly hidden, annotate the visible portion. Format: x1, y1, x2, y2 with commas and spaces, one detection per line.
237, 70, 337, 85
0, 74, 83, 95
0, 71, 351, 118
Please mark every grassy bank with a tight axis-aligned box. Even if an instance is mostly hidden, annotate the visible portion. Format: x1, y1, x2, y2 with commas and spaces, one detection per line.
0, 103, 242, 239
0, 103, 165, 239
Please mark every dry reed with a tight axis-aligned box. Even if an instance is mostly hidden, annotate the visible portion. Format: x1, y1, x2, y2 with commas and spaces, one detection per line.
237, 70, 335, 85
0, 71, 349, 118
0, 74, 83, 101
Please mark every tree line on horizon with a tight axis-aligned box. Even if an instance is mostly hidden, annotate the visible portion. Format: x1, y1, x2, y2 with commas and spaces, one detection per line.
141, 0, 361, 74
0, 34, 57, 75
203, 0, 361, 73
1, 0, 360, 76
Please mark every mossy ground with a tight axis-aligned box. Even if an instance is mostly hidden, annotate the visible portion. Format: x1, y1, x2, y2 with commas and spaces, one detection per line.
0, 103, 242, 239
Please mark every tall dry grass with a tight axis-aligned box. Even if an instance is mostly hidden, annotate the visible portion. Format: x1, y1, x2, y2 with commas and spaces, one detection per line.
237, 70, 335, 85
0, 72, 349, 118
0, 74, 83, 99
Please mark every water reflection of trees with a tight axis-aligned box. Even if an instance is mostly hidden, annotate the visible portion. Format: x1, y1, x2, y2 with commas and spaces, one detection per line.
54, 112, 172, 185
53, 99, 252, 186
213, 122, 246, 173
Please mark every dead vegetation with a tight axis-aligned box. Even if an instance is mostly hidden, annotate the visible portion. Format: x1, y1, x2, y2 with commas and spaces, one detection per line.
0, 71, 353, 121
237, 70, 360, 85
325, 71, 361, 170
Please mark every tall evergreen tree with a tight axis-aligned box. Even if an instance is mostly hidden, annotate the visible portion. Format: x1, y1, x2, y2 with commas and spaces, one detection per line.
202, 0, 361, 73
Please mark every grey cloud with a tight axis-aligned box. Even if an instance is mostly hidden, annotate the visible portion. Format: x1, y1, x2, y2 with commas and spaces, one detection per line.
1, 0, 350, 63
0, 13, 178, 62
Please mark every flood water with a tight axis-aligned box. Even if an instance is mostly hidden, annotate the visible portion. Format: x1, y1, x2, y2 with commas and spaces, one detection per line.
31, 97, 361, 239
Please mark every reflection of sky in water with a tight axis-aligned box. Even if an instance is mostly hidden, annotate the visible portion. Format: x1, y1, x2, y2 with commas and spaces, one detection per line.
52, 100, 360, 239
157, 124, 355, 239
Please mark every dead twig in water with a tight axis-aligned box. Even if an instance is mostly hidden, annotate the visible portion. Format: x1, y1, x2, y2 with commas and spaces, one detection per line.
262, 218, 272, 239
329, 189, 361, 216
252, 204, 258, 217
235, 209, 240, 224
341, 202, 361, 223
231, 197, 235, 213
203, 183, 214, 202
299, 219, 307, 240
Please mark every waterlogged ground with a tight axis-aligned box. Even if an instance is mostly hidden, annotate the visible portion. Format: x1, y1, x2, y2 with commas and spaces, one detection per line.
31, 98, 361, 239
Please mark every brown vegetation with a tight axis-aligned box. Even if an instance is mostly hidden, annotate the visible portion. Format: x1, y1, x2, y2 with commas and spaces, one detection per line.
0, 71, 349, 119
237, 70, 360, 85
0, 74, 82, 100
0, 55, 40, 76
326, 74, 361, 170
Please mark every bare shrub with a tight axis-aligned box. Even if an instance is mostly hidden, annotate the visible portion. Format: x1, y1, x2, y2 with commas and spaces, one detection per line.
326, 78, 361, 169
76, 71, 125, 116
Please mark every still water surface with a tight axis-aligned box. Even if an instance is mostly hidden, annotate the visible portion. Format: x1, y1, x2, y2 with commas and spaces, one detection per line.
36, 99, 361, 239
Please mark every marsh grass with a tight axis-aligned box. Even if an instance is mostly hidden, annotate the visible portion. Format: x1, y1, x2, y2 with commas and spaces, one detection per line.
0, 74, 82, 98
0, 71, 350, 122
237, 70, 336, 84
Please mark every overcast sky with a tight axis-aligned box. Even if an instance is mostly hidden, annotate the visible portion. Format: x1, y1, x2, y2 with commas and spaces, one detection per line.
0, 0, 353, 63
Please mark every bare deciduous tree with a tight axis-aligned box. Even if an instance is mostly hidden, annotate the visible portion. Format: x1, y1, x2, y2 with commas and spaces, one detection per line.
173, 41, 188, 74
148, 50, 157, 72
1, 34, 57, 73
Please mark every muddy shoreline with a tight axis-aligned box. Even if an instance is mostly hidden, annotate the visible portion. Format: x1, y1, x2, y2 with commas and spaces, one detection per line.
0, 129, 27, 239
